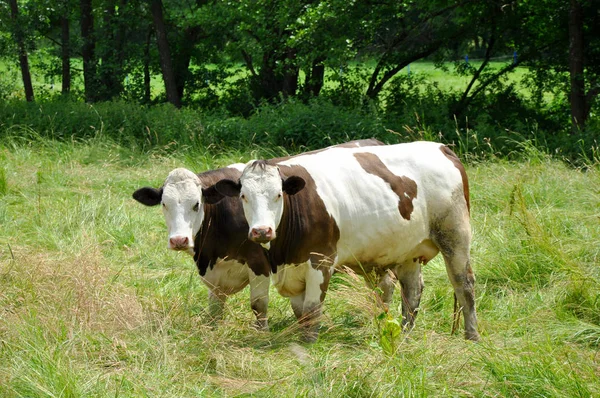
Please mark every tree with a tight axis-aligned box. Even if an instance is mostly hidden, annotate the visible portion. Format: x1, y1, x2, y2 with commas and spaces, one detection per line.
569, 0, 587, 132
60, 10, 71, 95
8, 0, 34, 101
151, 0, 180, 107
95, 0, 129, 100
80, 0, 98, 102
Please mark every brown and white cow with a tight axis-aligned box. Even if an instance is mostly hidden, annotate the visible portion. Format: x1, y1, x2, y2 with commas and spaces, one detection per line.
215, 141, 479, 341
133, 165, 272, 329
132, 139, 384, 330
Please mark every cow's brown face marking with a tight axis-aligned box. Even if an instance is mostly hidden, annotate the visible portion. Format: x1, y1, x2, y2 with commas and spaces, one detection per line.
439, 146, 470, 212
196, 167, 271, 278
353, 152, 417, 220
273, 164, 340, 266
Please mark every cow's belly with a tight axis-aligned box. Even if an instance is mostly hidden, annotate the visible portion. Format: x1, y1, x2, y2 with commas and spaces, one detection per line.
200, 259, 250, 295
335, 208, 433, 271
271, 262, 311, 297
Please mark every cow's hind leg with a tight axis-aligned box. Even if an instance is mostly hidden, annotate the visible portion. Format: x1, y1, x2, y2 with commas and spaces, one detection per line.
432, 215, 479, 341
395, 260, 424, 330
378, 272, 396, 307
365, 271, 396, 310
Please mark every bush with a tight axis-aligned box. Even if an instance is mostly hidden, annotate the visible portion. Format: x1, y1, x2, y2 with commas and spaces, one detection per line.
0, 88, 596, 162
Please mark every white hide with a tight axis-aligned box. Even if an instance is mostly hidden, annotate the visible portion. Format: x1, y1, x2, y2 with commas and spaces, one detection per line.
161, 168, 204, 254
200, 258, 251, 295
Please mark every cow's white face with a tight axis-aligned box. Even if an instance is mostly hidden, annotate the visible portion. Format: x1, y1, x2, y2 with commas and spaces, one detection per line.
240, 163, 284, 244
161, 171, 205, 254
133, 168, 205, 255
215, 161, 305, 245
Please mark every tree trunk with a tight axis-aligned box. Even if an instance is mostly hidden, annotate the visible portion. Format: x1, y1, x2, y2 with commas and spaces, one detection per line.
304, 58, 325, 98
61, 15, 71, 95
252, 49, 298, 102
143, 27, 152, 103
172, 26, 203, 101
151, 0, 181, 108
568, 0, 586, 133
80, 0, 98, 102
97, 0, 128, 100
8, 0, 34, 102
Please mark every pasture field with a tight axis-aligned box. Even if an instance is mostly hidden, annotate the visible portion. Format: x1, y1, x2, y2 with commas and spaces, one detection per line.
0, 138, 599, 397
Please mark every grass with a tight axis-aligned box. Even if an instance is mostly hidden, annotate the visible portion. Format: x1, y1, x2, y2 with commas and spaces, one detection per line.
0, 137, 599, 396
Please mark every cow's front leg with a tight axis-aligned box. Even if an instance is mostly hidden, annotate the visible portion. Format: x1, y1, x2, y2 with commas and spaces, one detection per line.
249, 272, 270, 331
300, 262, 332, 343
290, 292, 306, 320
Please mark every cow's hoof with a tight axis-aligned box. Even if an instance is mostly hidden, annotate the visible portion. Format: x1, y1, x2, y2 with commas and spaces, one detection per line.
252, 321, 269, 332
301, 332, 318, 344
465, 331, 480, 341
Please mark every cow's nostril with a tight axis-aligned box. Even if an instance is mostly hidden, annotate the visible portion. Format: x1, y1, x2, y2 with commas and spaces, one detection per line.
170, 236, 190, 249
249, 227, 274, 243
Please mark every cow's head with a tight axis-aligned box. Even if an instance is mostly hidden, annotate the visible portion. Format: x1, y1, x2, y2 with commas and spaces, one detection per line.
215, 161, 305, 245
132, 168, 224, 254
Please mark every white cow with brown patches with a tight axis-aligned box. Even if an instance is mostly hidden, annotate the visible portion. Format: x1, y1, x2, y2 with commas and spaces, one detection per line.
215, 141, 479, 342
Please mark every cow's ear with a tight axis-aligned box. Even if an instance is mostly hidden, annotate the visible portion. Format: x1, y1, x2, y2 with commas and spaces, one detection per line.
202, 185, 225, 205
133, 187, 163, 206
282, 176, 305, 195
215, 179, 242, 197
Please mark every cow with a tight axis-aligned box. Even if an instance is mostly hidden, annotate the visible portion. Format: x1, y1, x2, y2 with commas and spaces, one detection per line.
133, 165, 272, 329
132, 139, 384, 331
214, 141, 480, 342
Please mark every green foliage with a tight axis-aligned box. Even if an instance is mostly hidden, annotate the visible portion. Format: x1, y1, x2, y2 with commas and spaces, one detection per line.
375, 311, 403, 355
0, 66, 598, 161
0, 166, 6, 196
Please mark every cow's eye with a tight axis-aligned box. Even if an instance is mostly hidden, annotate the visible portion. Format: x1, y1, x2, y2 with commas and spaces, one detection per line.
162, 203, 166, 208
193, 202, 199, 212
240, 194, 246, 200
276, 193, 282, 199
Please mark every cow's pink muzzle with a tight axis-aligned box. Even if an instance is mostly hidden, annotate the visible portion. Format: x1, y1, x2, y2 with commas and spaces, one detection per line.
249, 226, 274, 243
169, 236, 192, 251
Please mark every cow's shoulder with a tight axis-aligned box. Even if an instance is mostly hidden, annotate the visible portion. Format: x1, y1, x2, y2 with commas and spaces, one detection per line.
270, 162, 340, 266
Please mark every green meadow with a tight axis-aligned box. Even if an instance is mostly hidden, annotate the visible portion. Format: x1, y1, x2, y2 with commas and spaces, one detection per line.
0, 138, 598, 397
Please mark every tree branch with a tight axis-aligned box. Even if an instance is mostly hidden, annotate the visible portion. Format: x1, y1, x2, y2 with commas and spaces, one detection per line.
241, 50, 257, 77
454, 31, 497, 116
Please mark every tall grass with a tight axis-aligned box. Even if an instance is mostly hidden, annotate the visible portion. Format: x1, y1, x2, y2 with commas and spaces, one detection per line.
0, 137, 598, 396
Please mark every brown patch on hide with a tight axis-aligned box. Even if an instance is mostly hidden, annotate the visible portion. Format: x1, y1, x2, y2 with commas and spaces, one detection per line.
353, 152, 418, 220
